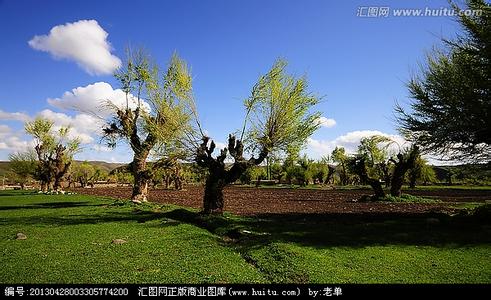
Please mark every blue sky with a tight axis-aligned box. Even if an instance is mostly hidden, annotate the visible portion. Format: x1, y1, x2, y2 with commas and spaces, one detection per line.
0, 0, 461, 162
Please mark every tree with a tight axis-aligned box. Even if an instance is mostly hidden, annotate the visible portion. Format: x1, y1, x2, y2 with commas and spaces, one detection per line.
331, 147, 349, 185
350, 135, 419, 199
103, 50, 197, 203
25, 117, 80, 192
239, 166, 267, 185
73, 161, 96, 188
396, 0, 491, 162
407, 156, 436, 188
389, 145, 419, 197
349, 156, 386, 199
195, 60, 321, 214
357, 136, 392, 185
8, 151, 37, 189
270, 161, 285, 183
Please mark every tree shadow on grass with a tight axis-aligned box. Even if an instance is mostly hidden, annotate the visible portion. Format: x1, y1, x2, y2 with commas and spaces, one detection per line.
1, 198, 489, 248
0, 191, 38, 197
157, 208, 491, 249
0, 207, 165, 226
0, 202, 103, 211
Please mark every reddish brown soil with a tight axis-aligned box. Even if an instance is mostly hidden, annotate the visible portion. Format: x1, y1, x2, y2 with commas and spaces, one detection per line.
71, 185, 491, 216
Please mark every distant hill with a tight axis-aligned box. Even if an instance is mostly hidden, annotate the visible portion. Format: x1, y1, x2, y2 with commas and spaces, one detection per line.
76, 161, 127, 173
0, 160, 126, 176
0, 161, 10, 176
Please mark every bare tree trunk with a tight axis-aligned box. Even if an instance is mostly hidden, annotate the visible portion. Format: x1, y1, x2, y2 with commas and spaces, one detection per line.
132, 175, 149, 202
409, 175, 417, 189
53, 175, 65, 192
174, 165, 183, 190
164, 174, 171, 189
352, 157, 385, 200
196, 135, 267, 215
390, 171, 405, 197
131, 151, 151, 203
40, 181, 47, 193
325, 165, 335, 184
390, 146, 419, 197
367, 178, 385, 199
203, 177, 226, 214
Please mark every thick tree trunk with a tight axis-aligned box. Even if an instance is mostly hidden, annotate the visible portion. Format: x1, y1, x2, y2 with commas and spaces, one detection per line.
40, 181, 47, 193
164, 175, 171, 189
390, 147, 419, 197
367, 178, 385, 199
174, 165, 183, 190
203, 177, 225, 214
409, 177, 417, 189
53, 177, 63, 192
352, 157, 385, 200
196, 135, 268, 215
325, 165, 335, 184
390, 173, 404, 197
131, 152, 150, 203
132, 175, 149, 203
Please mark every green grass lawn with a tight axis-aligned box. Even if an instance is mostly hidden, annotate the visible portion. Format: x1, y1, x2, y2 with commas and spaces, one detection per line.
0, 190, 490, 284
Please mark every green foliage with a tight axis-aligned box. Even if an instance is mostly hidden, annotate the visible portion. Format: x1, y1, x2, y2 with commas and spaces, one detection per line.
240, 166, 267, 184
245, 60, 321, 156
378, 194, 440, 203
396, 0, 491, 161
332, 146, 350, 185
25, 117, 81, 191
8, 151, 37, 188
357, 136, 393, 180
407, 156, 437, 187
357, 136, 392, 165
269, 162, 285, 182
105, 50, 197, 152
72, 161, 98, 187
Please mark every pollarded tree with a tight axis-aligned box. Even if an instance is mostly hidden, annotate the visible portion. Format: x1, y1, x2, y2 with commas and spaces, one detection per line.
396, 0, 491, 162
25, 117, 80, 192
389, 145, 419, 197
350, 135, 419, 199
349, 155, 386, 199
103, 50, 197, 203
196, 60, 321, 214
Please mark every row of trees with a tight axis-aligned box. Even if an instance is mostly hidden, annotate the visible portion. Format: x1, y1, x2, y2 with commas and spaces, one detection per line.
9, 52, 321, 214
7, 0, 489, 212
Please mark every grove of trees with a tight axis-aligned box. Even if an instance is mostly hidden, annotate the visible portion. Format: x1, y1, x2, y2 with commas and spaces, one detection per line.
6, 0, 489, 211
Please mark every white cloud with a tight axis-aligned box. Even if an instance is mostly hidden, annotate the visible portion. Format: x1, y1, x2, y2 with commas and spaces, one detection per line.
0, 110, 31, 122
0, 125, 34, 153
316, 116, 336, 128
47, 82, 150, 117
36, 109, 104, 144
28, 20, 121, 75
214, 142, 227, 150
307, 130, 408, 159
0, 124, 11, 137
92, 144, 112, 153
